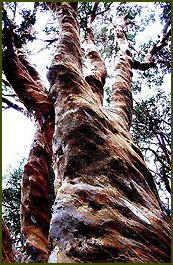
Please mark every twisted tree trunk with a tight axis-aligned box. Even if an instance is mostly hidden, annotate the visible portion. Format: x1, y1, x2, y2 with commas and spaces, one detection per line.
46, 3, 170, 263
2, 2, 171, 263
2, 21, 55, 262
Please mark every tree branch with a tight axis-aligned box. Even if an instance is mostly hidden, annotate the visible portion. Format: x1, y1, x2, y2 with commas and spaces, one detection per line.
2, 96, 33, 120
132, 60, 156, 70
2, 96, 26, 112
30, 40, 58, 55
142, 147, 171, 172
2, 6, 55, 262
2, 78, 12, 88
132, 21, 171, 70
95, 3, 113, 16
2, 93, 16, 97
2, 219, 15, 263
82, 3, 107, 103
2, 5, 55, 154
144, 147, 171, 194
89, 2, 99, 24
35, 37, 59, 43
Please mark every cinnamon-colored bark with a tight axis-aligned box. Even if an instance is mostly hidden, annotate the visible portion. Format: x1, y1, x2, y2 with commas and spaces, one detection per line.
82, 3, 107, 104
2, 20, 55, 262
46, 3, 170, 263
2, 219, 15, 263
2, 2, 171, 263
82, 27, 107, 103
20, 128, 53, 262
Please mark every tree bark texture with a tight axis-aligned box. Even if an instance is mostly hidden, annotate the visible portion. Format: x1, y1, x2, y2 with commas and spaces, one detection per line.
3, 29, 55, 262
46, 3, 171, 263
82, 22, 107, 104
2, 219, 15, 263
2, 2, 171, 263
20, 128, 52, 262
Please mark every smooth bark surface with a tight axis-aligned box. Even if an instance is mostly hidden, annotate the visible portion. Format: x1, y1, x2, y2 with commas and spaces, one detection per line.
82, 24, 107, 104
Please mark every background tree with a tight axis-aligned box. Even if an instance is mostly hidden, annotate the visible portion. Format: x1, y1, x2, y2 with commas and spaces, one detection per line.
131, 91, 171, 193
2, 2, 171, 263
2, 161, 24, 249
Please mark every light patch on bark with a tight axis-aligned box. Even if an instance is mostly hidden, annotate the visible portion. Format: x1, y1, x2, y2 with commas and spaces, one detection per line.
121, 198, 151, 224
31, 215, 37, 224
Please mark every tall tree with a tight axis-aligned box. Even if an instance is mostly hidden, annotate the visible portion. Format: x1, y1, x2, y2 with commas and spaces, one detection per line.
2, 2, 171, 263
131, 91, 171, 195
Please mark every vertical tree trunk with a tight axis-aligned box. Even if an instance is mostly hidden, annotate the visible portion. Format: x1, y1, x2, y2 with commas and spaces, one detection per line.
82, 21, 107, 104
46, 3, 170, 263
3, 36, 55, 262
2, 219, 15, 263
2, 2, 171, 263
21, 128, 52, 262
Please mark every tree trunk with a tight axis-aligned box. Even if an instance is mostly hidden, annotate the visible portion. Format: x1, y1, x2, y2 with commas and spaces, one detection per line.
2, 2, 171, 263
3, 28, 55, 262
2, 219, 15, 263
46, 3, 170, 263
20, 128, 52, 262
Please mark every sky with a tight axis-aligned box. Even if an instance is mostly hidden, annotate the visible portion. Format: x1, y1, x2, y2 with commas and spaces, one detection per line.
2, 109, 36, 177
2, 2, 171, 187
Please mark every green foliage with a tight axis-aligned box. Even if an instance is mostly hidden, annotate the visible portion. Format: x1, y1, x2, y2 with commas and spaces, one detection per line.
131, 89, 171, 199
14, 9, 36, 48
154, 44, 171, 75
34, 2, 49, 12
43, 25, 57, 35
2, 160, 25, 248
132, 41, 171, 93
2, 3, 37, 49
2, 76, 12, 93
132, 91, 170, 143
156, 2, 171, 24
116, 2, 143, 23
78, 2, 94, 33
78, 2, 116, 59
116, 2, 144, 41
2, 2, 17, 20
78, 2, 113, 33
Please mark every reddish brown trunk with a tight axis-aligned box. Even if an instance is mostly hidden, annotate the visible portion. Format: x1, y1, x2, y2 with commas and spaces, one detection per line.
2, 219, 15, 263
46, 3, 170, 263
82, 19, 107, 103
2, 2, 171, 263
3, 33, 55, 262
20, 128, 52, 262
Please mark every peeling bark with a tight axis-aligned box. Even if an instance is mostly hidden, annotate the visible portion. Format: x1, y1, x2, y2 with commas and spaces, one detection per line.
46, 3, 171, 263
2, 219, 15, 263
